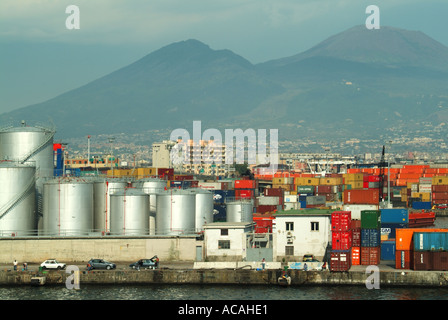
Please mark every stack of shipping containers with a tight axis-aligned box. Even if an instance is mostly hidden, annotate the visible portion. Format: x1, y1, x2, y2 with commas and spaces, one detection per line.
432, 176, 448, 208
395, 228, 448, 269
413, 232, 448, 271
380, 209, 408, 261
330, 211, 352, 271
360, 210, 381, 265
234, 179, 257, 200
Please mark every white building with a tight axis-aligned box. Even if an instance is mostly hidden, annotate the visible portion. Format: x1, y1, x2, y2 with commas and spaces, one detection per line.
273, 210, 331, 261
203, 222, 255, 261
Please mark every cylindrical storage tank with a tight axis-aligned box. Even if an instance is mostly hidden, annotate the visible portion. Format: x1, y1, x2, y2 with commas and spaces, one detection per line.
156, 189, 196, 235
0, 122, 55, 225
93, 178, 128, 233
189, 189, 214, 232
226, 200, 253, 223
110, 188, 149, 236
0, 162, 36, 236
132, 178, 166, 235
42, 178, 94, 236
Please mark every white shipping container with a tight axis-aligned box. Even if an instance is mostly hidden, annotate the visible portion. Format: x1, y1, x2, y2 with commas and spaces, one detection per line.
284, 195, 298, 203
342, 204, 378, 220
198, 182, 223, 190
257, 196, 280, 206
419, 184, 432, 193
284, 202, 300, 210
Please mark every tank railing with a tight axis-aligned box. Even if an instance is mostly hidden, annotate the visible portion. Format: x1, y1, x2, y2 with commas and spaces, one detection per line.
223, 197, 255, 204
0, 171, 36, 221
19, 129, 55, 165
0, 227, 207, 238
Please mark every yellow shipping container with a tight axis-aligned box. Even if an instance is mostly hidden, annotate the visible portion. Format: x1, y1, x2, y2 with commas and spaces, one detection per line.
273, 177, 294, 185
273, 184, 294, 191
343, 173, 364, 182
411, 192, 431, 202
136, 167, 157, 177
433, 176, 448, 185
319, 177, 343, 185
294, 177, 320, 186
348, 181, 364, 189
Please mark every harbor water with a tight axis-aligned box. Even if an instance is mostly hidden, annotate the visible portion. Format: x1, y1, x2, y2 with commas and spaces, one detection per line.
2, 217, 448, 302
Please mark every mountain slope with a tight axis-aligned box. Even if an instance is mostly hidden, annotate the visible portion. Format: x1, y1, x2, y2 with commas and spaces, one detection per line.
2, 27, 448, 143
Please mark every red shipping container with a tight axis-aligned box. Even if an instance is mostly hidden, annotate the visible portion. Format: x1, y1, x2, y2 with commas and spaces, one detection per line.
315, 185, 333, 194
352, 228, 361, 247
413, 251, 433, 271
351, 219, 361, 229
433, 185, 448, 192
432, 192, 448, 200
361, 247, 380, 265
253, 214, 274, 233
344, 189, 379, 204
264, 188, 284, 197
235, 189, 253, 199
331, 211, 352, 232
432, 251, 448, 271
332, 231, 353, 250
395, 250, 412, 269
256, 205, 278, 214
330, 251, 352, 272
235, 180, 257, 189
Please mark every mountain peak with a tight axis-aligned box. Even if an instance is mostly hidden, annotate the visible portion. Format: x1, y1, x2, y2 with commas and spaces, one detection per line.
261, 25, 448, 71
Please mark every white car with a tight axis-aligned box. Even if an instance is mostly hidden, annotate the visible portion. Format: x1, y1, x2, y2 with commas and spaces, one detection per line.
40, 259, 66, 270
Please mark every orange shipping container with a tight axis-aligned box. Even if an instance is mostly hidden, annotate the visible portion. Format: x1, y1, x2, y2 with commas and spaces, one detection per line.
395, 228, 448, 251
351, 247, 360, 265
343, 189, 379, 205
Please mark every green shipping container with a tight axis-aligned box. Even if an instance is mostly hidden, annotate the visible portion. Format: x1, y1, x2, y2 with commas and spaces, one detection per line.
296, 185, 315, 194
361, 210, 381, 229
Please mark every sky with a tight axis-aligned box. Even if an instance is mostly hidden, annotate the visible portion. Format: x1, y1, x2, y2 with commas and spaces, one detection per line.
0, 0, 447, 114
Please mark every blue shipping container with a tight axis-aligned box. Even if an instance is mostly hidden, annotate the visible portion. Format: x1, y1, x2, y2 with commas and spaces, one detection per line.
213, 204, 227, 222
380, 223, 408, 239
413, 232, 448, 251
361, 228, 380, 247
412, 201, 432, 210
299, 201, 307, 208
381, 241, 396, 261
380, 208, 408, 224
213, 190, 235, 204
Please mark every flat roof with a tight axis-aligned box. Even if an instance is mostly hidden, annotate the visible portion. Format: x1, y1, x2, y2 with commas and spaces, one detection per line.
274, 209, 334, 216
203, 222, 255, 229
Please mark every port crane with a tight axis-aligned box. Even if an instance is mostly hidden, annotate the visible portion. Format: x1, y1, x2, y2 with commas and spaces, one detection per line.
378, 145, 390, 208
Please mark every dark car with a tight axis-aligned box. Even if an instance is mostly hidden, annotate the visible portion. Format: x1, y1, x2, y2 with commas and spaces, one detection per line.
87, 259, 116, 270
303, 254, 319, 262
129, 256, 159, 270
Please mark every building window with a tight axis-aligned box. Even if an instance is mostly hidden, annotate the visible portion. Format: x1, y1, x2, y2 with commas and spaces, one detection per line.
286, 222, 294, 231
285, 246, 294, 256
311, 221, 319, 231
220, 229, 228, 236
218, 240, 230, 249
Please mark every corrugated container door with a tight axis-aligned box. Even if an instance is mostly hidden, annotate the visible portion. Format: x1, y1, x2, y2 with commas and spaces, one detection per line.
380, 241, 396, 261
330, 250, 351, 272
361, 247, 380, 265
432, 251, 448, 271
361, 210, 381, 229
413, 251, 433, 271
351, 247, 360, 265
352, 228, 361, 247
395, 250, 412, 269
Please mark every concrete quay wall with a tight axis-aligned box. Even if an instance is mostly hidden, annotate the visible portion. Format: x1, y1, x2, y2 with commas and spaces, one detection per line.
0, 237, 200, 264
2, 268, 448, 287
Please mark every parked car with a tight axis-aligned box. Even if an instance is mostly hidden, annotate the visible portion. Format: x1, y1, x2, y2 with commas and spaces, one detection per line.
129, 256, 158, 270
40, 259, 66, 270
303, 254, 319, 262
87, 259, 116, 270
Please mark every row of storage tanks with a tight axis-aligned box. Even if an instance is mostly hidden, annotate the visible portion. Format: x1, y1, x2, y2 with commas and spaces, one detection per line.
0, 123, 255, 237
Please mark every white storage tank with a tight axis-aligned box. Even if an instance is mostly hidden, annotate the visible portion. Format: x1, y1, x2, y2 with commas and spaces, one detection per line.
0, 162, 36, 236
110, 188, 149, 236
189, 189, 214, 232
132, 178, 166, 235
42, 178, 94, 236
156, 189, 196, 235
93, 178, 128, 233
226, 200, 253, 223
